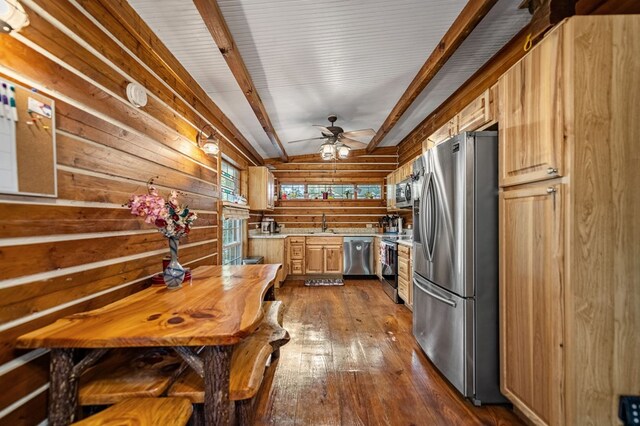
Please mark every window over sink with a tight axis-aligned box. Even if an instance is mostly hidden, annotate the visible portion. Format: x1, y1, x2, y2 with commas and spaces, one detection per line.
279, 183, 381, 200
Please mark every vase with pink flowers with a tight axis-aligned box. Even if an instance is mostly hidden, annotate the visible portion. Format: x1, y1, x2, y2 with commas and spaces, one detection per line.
125, 178, 197, 290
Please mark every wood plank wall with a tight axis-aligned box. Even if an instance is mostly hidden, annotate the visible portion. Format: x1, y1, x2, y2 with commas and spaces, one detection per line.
252, 147, 398, 229
0, 1, 258, 424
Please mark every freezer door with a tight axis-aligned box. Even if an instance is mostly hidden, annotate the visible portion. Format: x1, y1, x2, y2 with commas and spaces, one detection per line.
413, 273, 474, 398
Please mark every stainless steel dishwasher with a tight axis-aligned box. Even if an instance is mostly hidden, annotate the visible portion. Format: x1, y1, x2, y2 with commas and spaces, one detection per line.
343, 236, 374, 275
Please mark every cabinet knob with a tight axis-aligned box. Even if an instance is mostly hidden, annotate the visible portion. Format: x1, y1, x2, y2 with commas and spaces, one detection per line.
547, 187, 557, 194
547, 167, 558, 175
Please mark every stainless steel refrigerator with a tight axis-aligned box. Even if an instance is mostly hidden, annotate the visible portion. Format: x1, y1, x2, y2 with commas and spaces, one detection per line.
412, 131, 505, 405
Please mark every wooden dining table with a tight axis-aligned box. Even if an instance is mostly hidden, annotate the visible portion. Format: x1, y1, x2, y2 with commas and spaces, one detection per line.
16, 264, 281, 426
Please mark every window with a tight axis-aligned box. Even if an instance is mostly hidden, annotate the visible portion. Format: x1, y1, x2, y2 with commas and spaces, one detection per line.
307, 184, 355, 199
222, 218, 242, 265
221, 162, 243, 264
280, 184, 305, 199
221, 161, 240, 202
356, 184, 382, 199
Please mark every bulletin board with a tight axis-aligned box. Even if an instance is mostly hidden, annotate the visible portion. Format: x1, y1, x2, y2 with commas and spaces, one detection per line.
0, 79, 56, 197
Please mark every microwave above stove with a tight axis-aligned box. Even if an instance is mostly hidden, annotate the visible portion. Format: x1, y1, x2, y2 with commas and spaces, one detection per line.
395, 178, 413, 209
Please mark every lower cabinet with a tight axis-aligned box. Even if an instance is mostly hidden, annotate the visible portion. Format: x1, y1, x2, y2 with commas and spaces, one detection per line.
323, 245, 343, 274
305, 237, 343, 275
248, 238, 288, 287
397, 244, 413, 309
304, 244, 324, 274
374, 237, 382, 279
500, 183, 564, 426
288, 237, 305, 275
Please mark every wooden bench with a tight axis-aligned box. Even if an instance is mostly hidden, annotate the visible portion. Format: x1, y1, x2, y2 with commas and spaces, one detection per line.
72, 397, 192, 426
168, 301, 290, 425
78, 347, 183, 405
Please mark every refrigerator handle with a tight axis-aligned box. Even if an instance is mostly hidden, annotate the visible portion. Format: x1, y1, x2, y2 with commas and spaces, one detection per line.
420, 172, 432, 261
414, 276, 457, 308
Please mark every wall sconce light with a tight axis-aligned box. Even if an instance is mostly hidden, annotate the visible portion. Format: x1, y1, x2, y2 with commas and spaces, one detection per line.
198, 124, 219, 156
0, 0, 29, 34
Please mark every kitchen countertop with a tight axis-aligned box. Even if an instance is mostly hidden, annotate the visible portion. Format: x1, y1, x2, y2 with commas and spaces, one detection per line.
249, 232, 414, 247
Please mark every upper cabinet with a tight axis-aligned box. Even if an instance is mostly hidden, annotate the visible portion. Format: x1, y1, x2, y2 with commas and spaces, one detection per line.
386, 171, 396, 211
498, 28, 564, 187
458, 89, 491, 134
248, 166, 275, 211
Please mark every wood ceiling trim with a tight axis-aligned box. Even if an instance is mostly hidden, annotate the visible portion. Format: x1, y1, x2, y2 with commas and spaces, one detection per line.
366, 0, 498, 153
87, 0, 264, 165
193, 0, 289, 162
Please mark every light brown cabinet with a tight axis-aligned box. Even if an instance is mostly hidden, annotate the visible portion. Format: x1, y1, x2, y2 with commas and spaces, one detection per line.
248, 238, 287, 287
397, 244, 412, 309
498, 28, 563, 187
385, 171, 396, 211
500, 183, 564, 426
305, 237, 343, 275
304, 244, 324, 274
323, 245, 343, 274
373, 237, 382, 279
422, 116, 457, 152
457, 89, 491, 134
248, 166, 275, 210
498, 16, 640, 426
288, 237, 305, 275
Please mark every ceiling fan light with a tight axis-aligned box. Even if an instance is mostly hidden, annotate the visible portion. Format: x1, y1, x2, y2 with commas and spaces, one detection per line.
337, 145, 350, 159
320, 142, 335, 160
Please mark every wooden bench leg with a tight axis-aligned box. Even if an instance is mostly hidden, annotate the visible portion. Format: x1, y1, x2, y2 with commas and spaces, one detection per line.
235, 399, 254, 426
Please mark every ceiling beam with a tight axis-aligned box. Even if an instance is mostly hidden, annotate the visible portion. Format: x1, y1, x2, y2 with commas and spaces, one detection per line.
193, 0, 289, 162
366, 0, 498, 153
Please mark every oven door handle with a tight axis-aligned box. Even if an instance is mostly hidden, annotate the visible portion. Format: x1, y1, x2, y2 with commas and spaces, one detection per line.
414, 277, 456, 308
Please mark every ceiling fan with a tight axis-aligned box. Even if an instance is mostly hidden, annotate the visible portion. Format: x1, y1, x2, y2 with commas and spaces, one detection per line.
287, 114, 376, 160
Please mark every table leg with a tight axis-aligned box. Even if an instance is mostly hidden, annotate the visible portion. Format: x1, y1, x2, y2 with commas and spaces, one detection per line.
202, 345, 234, 426
49, 348, 76, 426
265, 285, 276, 301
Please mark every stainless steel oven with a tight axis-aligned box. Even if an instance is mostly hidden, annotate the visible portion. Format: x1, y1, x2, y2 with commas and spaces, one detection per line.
380, 239, 399, 303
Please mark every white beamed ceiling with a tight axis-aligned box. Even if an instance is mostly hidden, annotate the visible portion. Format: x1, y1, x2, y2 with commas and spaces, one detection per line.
128, 0, 529, 159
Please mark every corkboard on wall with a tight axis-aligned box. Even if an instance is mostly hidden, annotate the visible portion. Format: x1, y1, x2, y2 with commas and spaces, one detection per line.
15, 85, 56, 196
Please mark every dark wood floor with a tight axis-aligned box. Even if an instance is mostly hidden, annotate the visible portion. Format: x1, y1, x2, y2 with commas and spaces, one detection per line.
254, 279, 523, 426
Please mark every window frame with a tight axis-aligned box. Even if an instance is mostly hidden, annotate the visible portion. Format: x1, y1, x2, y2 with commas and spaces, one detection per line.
220, 161, 241, 202
222, 217, 243, 265
277, 183, 382, 200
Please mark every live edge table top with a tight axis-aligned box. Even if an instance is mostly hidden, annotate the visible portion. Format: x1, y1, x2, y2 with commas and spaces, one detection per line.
16, 264, 281, 349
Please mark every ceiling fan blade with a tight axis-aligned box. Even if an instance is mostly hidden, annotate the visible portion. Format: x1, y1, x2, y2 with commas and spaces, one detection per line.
341, 128, 376, 139
287, 136, 327, 144
339, 137, 368, 148
313, 125, 334, 135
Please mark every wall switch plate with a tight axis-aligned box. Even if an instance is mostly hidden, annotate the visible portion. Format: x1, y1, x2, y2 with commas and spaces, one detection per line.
619, 396, 640, 425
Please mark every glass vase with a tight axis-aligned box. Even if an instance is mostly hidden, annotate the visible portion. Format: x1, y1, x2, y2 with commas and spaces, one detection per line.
163, 237, 185, 290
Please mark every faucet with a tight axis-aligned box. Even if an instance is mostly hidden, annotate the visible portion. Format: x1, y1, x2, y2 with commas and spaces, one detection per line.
322, 213, 328, 232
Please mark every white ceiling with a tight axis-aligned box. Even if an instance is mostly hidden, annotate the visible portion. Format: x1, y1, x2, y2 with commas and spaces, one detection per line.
128, 0, 529, 159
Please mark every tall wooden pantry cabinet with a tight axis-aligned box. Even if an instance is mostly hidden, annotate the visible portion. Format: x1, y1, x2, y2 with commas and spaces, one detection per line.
498, 16, 639, 426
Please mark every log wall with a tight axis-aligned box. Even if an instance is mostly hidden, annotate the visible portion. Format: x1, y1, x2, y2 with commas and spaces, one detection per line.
0, 1, 258, 424
255, 147, 398, 229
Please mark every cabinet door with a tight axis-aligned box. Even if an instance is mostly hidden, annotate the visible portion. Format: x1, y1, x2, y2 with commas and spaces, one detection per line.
386, 172, 395, 210
500, 183, 564, 426
323, 245, 343, 274
290, 243, 304, 259
457, 89, 490, 133
267, 171, 275, 209
499, 28, 564, 187
305, 245, 324, 274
